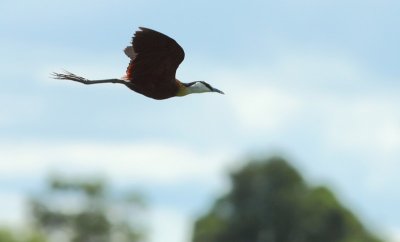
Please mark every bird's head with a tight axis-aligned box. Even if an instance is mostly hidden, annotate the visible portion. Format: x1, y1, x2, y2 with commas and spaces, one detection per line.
178, 81, 224, 96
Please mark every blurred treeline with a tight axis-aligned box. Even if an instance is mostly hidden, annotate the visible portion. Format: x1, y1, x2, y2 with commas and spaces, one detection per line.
0, 176, 146, 242
0, 156, 383, 242
192, 157, 383, 242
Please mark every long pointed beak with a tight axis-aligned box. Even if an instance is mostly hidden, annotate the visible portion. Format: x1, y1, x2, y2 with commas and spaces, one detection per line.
212, 87, 225, 94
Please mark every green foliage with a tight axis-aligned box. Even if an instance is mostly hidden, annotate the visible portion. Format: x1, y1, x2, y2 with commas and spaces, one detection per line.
192, 157, 383, 242
0, 228, 46, 242
0, 229, 18, 242
30, 176, 146, 242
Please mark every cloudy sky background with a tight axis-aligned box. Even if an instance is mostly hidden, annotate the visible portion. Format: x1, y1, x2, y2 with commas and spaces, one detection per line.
1, 1, 400, 241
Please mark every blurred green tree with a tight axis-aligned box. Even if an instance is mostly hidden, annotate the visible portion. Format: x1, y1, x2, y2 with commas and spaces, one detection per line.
0, 228, 46, 242
192, 157, 383, 242
29, 175, 146, 242
0, 229, 19, 242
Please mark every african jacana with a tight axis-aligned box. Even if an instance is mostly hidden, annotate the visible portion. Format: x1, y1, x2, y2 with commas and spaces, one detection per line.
52, 27, 224, 100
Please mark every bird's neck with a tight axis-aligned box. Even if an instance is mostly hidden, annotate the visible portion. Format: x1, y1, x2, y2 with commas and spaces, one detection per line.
177, 80, 212, 96
176, 80, 190, 96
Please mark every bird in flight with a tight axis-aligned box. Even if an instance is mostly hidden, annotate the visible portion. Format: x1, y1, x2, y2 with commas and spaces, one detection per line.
52, 27, 224, 100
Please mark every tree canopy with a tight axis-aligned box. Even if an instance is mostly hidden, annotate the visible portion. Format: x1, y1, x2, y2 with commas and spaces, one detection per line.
0, 176, 146, 242
29, 176, 146, 242
192, 157, 383, 242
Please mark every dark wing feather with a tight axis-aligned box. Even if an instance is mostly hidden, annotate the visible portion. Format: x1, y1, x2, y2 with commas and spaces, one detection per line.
134, 27, 184, 65
126, 27, 185, 90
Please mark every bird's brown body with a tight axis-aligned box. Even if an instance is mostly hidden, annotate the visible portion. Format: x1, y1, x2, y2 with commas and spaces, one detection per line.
123, 27, 186, 99
52, 27, 223, 99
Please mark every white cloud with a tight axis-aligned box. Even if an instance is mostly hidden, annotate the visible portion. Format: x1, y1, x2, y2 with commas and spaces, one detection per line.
214, 51, 400, 156
268, 51, 364, 87
0, 140, 232, 242
148, 207, 192, 242
228, 84, 303, 133
0, 191, 26, 226
316, 95, 400, 194
386, 226, 400, 242
212, 51, 400, 199
209, 51, 367, 134
321, 97, 400, 156
0, 140, 231, 186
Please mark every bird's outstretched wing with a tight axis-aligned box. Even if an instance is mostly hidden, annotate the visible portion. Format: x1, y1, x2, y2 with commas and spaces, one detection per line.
125, 27, 185, 87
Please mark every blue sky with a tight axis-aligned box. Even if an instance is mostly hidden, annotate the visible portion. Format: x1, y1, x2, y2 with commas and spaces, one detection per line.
1, 0, 400, 241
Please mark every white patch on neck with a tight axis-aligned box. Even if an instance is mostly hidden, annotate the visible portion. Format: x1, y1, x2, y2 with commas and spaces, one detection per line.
188, 82, 211, 94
